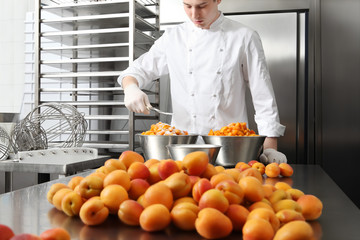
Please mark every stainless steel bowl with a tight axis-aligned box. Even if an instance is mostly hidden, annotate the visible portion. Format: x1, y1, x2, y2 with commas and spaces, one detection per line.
167, 144, 222, 164
137, 134, 198, 160
201, 135, 266, 167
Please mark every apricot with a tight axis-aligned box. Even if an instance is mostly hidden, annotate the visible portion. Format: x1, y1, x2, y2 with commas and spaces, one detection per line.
252, 162, 266, 175
128, 178, 150, 200
201, 163, 218, 179
223, 168, 242, 182
0, 224, 15, 240
279, 163, 294, 177
171, 202, 200, 231
238, 176, 265, 203
79, 197, 109, 226
61, 190, 84, 216
248, 201, 274, 212
103, 169, 131, 191
127, 162, 150, 180
195, 208, 233, 239
139, 204, 171, 232
88, 171, 106, 180
77, 175, 103, 199
238, 167, 263, 183
297, 194, 323, 220
248, 160, 259, 166
276, 209, 305, 225
157, 159, 179, 180
275, 182, 292, 191
143, 159, 160, 168
235, 162, 251, 171
95, 166, 113, 175
198, 189, 229, 213
47, 183, 69, 204
100, 184, 129, 214
142, 182, 173, 210
263, 184, 276, 199
67, 176, 84, 190
182, 151, 209, 176
210, 172, 235, 188
9, 234, 41, 240
192, 178, 213, 202
214, 165, 225, 172
225, 204, 249, 231
163, 171, 192, 199
242, 218, 274, 240
118, 199, 144, 226
273, 220, 314, 240
119, 150, 144, 169
215, 180, 244, 205
268, 189, 290, 205
247, 208, 280, 232
272, 199, 302, 213
286, 188, 305, 201
173, 196, 197, 207
40, 227, 71, 240
104, 158, 126, 171
52, 188, 73, 210
265, 163, 281, 178
147, 162, 162, 185
188, 175, 201, 189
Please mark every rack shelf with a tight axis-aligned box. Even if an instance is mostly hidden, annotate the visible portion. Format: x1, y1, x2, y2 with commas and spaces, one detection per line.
35, 0, 161, 156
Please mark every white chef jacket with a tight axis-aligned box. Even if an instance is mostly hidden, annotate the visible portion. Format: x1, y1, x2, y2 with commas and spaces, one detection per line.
118, 13, 285, 137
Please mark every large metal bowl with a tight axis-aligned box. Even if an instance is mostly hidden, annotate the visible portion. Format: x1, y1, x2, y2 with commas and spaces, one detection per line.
201, 135, 266, 167
137, 134, 198, 160
167, 144, 221, 164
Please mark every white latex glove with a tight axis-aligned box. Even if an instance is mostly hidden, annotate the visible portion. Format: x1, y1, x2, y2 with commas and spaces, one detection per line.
259, 148, 287, 164
124, 83, 150, 114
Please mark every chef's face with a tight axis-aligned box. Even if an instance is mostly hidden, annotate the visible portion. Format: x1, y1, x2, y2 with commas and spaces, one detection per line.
183, 0, 221, 29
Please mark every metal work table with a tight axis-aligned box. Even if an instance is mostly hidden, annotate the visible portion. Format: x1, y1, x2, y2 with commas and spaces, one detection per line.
0, 165, 360, 239
0, 148, 109, 192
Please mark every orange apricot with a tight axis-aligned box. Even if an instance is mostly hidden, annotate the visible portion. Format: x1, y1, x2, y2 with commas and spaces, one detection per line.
192, 178, 213, 202
265, 163, 281, 178
67, 176, 84, 190
128, 178, 150, 200
170, 202, 200, 231
77, 175, 103, 199
279, 163, 294, 177
247, 208, 280, 232
119, 150, 144, 169
142, 182, 173, 210
273, 220, 314, 240
139, 204, 171, 232
210, 172, 235, 188
215, 179, 244, 205
238, 167, 263, 183
100, 184, 129, 214
182, 151, 209, 176
297, 194, 323, 220
47, 183, 70, 204
195, 208, 233, 239
225, 204, 249, 231
118, 199, 144, 226
198, 189, 229, 213
127, 162, 150, 180
79, 197, 109, 226
242, 218, 274, 240
103, 169, 131, 191
238, 176, 265, 203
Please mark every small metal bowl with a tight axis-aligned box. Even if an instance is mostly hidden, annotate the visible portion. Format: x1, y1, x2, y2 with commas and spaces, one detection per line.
137, 134, 198, 160
167, 144, 222, 164
201, 135, 266, 167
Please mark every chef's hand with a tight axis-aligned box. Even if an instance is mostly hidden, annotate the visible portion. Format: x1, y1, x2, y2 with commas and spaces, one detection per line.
124, 83, 150, 114
259, 148, 287, 164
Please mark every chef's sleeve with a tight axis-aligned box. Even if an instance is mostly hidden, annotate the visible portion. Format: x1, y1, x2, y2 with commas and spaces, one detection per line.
117, 31, 169, 89
242, 31, 286, 137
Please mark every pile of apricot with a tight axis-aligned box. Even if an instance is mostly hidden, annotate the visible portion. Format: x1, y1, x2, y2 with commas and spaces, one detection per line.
141, 122, 188, 135
46, 151, 323, 240
208, 122, 258, 136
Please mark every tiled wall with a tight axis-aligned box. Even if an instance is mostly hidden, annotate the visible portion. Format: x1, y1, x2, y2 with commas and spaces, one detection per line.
0, 0, 34, 113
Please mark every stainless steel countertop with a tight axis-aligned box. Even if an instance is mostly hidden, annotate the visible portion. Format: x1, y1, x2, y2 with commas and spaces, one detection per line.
0, 165, 360, 239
